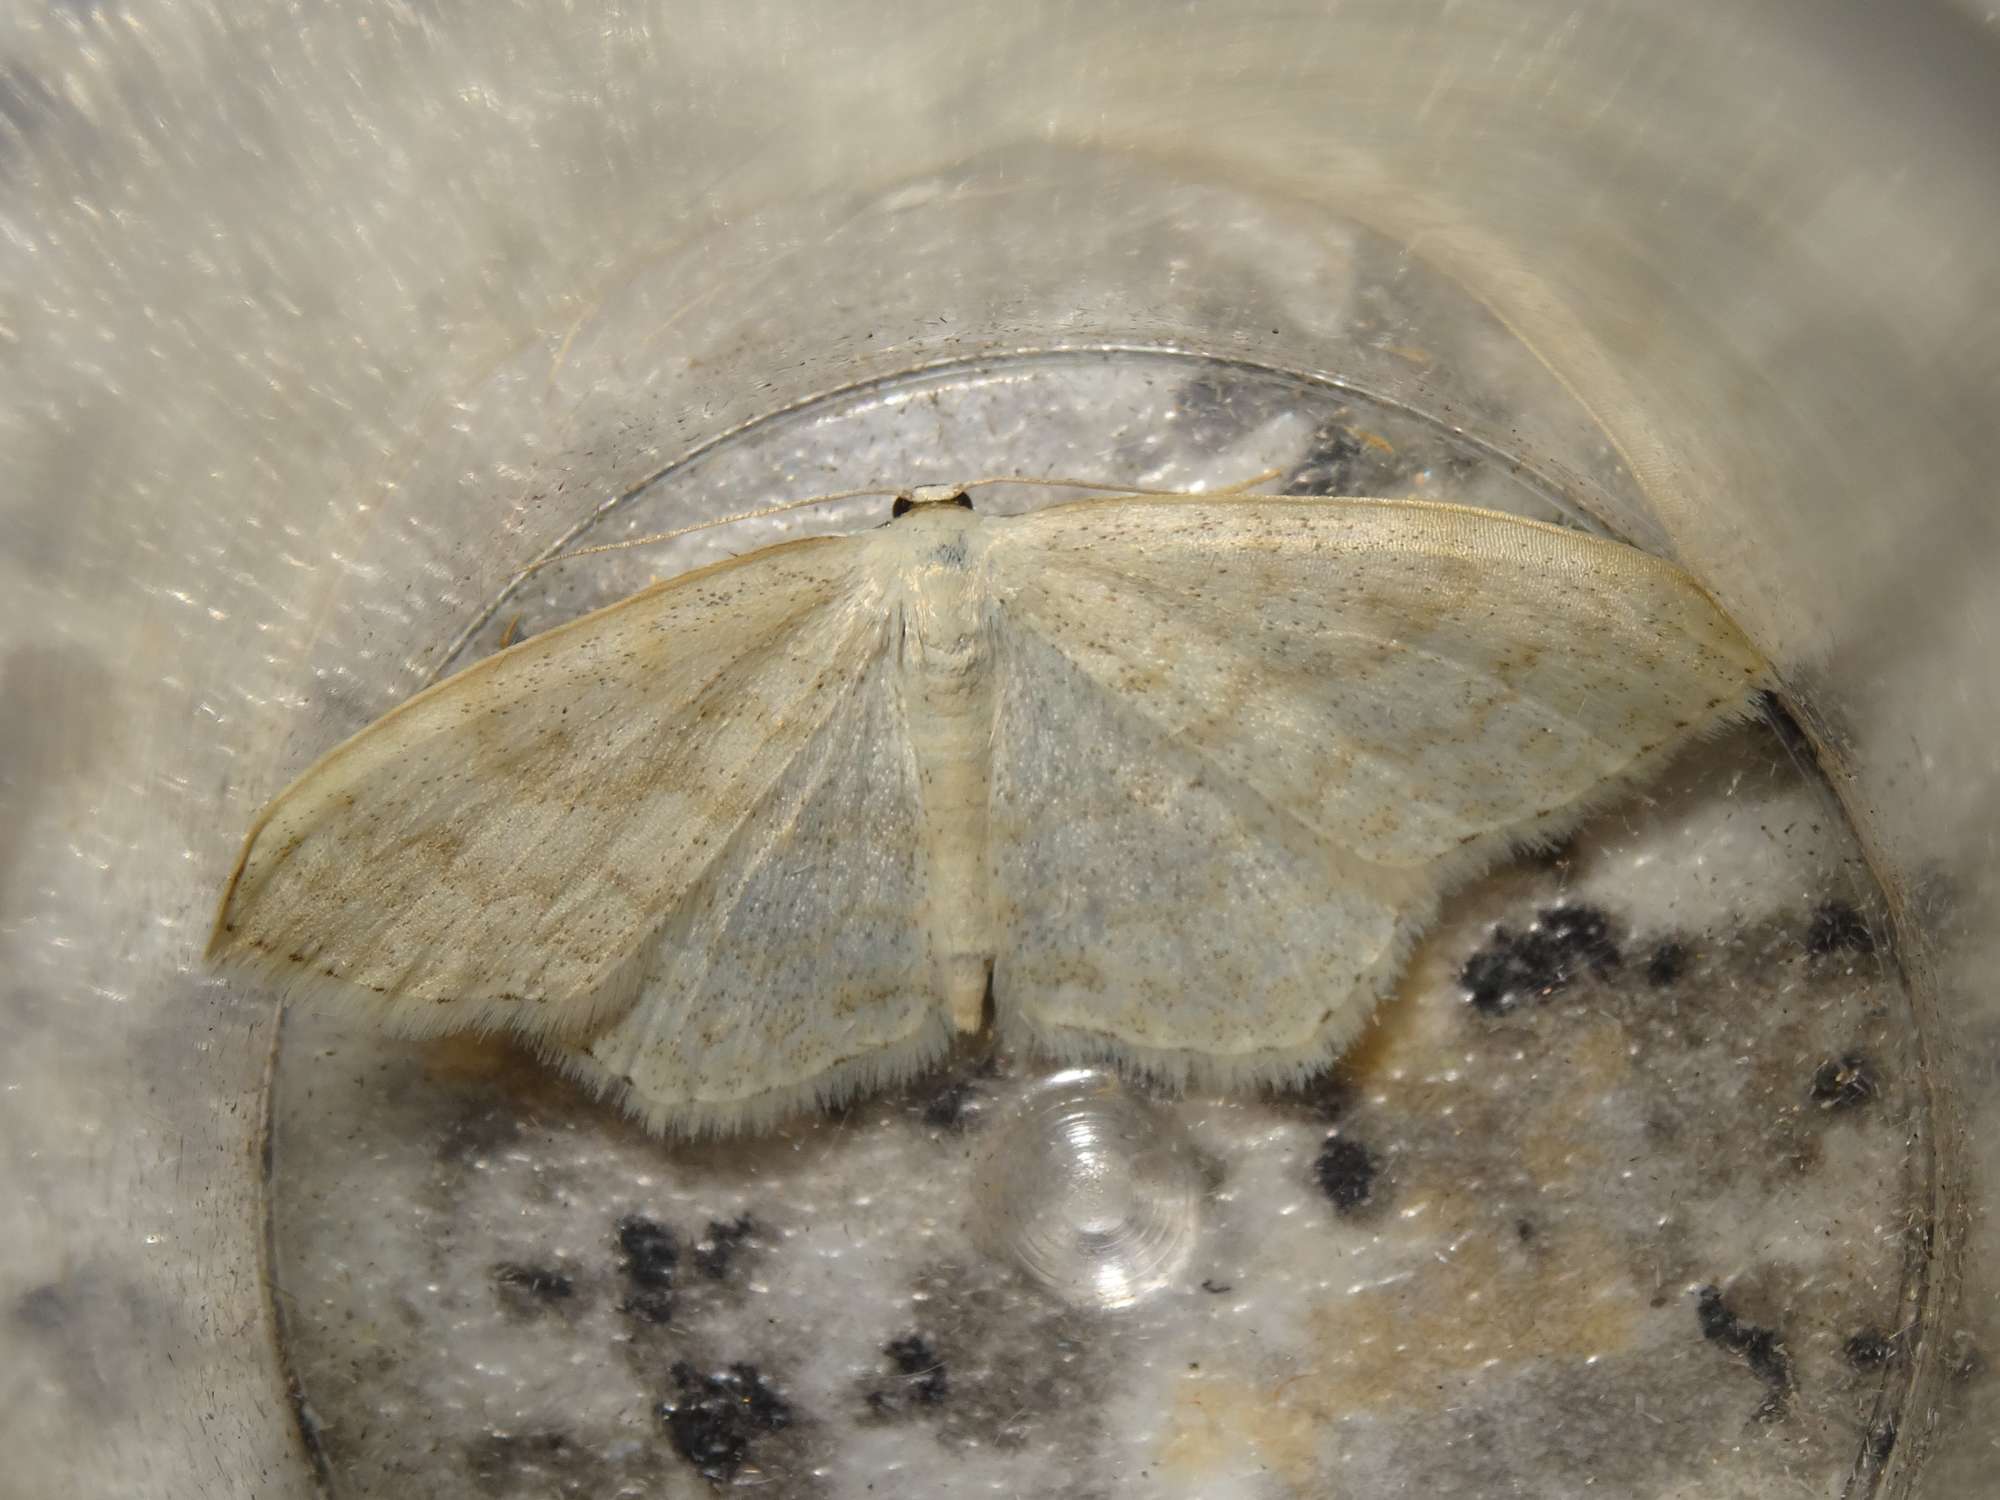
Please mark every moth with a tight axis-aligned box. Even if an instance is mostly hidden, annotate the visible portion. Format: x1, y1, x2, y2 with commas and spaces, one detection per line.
210, 487, 1767, 1134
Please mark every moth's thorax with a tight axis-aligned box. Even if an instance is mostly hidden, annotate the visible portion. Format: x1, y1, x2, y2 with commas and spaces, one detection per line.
882, 505, 992, 674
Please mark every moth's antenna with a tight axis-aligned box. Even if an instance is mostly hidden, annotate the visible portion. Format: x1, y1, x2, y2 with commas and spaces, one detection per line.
1208, 466, 1288, 497
959, 467, 1286, 499
515, 486, 906, 580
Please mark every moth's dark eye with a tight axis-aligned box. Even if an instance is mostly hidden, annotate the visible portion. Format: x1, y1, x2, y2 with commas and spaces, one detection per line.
947, 491, 974, 511
891, 496, 915, 518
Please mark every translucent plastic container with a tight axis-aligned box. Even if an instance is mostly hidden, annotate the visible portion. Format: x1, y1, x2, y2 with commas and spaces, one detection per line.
2, 3, 1995, 1497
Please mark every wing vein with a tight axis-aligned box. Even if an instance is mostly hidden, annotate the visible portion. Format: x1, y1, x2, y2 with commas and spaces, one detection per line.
611, 618, 898, 1002
997, 615, 1370, 867
1023, 545, 1622, 767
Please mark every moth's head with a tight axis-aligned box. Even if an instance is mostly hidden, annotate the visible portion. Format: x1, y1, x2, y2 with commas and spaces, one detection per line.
890, 484, 975, 520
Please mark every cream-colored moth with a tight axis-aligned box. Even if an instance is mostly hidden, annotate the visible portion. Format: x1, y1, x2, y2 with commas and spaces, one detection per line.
210, 488, 1767, 1135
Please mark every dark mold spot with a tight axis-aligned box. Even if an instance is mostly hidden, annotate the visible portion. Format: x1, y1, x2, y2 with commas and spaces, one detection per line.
1515, 1218, 1537, 1244
493, 1263, 574, 1302
1534, 904, 1621, 973
1314, 1136, 1380, 1213
14, 1282, 67, 1331
618, 1216, 678, 1286
1282, 422, 1366, 494
8, 1269, 157, 1420
1845, 1330, 1899, 1369
1645, 939, 1689, 987
624, 1296, 680, 1328
617, 1215, 678, 1324
1279, 1062, 1357, 1122
1460, 903, 1621, 1014
1869, 1419, 1898, 1465
1805, 900, 1876, 957
1695, 1285, 1793, 1419
1170, 374, 1264, 449
888, 1261, 1106, 1452
923, 1081, 978, 1131
1811, 1054, 1879, 1111
659, 1361, 792, 1482
868, 1333, 950, 1415
692, 1217, 757, 1281
887, 1334, 947, 1391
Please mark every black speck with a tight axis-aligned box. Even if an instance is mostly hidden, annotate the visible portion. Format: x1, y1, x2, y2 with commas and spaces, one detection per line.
692, 1217, 757, 1281
1696, 1285, 1793, 1418
1201, 1279, 1233, 1294
1811, 1053, 1879, 1110
1805, 899, 1875, 956
1645, 939, 1689, 987
493, 1263, 574, 1301
1314, 1136, 1380, 1213
1460, 903, 1621, 1014
1845, 1330, 1898, 1369
1515, 1218, 1537, 1244
659, 1362, 791, 1482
